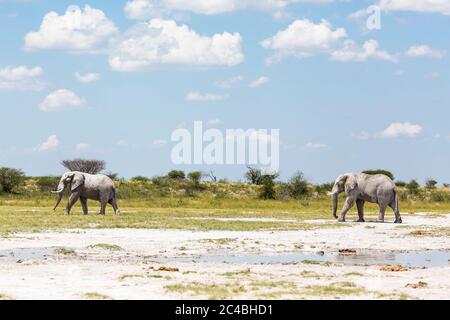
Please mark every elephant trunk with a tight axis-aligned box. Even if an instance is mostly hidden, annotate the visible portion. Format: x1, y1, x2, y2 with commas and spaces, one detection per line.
327, 190, 339, 219
52, 180, 65, 210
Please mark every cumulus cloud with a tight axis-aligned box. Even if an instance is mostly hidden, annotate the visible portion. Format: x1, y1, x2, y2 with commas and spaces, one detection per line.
377, 0, 450, 16
24, 5, 117, 52
330, 39, 398, 63
249, 76, 270, 88
261, 19, 347, 63
305, 142, 327, 149
405, 45, 447, 59
0, 65, 44, 91
109, 19, 244, 71
33, 135, 60, 152
186, 91, 228, 102
38, 89, 85, 112
124, 0, 334, 19
215, 75, 243, 89
380, 122, 423, 138
75, 72, 100, 83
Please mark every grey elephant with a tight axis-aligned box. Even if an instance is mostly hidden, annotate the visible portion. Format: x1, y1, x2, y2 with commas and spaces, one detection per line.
52, 171, 120, 215
328, 173, 402, 223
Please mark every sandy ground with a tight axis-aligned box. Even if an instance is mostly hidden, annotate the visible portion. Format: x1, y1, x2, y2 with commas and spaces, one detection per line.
0, 212, 449, 300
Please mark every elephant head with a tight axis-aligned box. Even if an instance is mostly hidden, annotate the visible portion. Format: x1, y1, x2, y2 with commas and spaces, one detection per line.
51, 172, 85, 210
327, 173, 358, 219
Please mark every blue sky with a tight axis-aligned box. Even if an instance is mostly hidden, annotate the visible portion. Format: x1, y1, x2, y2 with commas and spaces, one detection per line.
0, 0, 449, 183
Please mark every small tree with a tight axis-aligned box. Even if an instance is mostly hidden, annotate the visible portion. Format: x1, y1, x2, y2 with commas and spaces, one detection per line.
406, 179, 420, 195
61, 159, 105, 174
288, 171, 309, 199
187, 171, 202, 185
167, 170, 186, 180
245, 166, 263, 185
131, 176, 149, 182
0, 167, 25, 193
36, 176, 60, 192
443, 183, 450, 189
395, 180, 407, 187
259, 173, 279, 200
425, 178, 437, 190
362, 169, 395, 181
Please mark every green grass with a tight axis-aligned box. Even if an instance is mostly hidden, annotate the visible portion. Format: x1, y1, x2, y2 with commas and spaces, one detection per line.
54, 247, 76, 255
87, 243, 123, 251
0, 189, 448, 233
165, 282, 247, 300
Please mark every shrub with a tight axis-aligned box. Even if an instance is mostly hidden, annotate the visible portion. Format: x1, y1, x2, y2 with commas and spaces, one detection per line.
245, 166, 263, 185
395, 180, 406, 187
167, 170, 186, 180
362, 170, 395, 181
406, 179, 420, 195
287, 171, 309, 199
425, 178, 437, 190
315, 182, 334, 195
131, 176, 149, 182
61, 159, 105, 174
430, 191, 449, 203
36, 176, 60, 192
0, 167, 25, 193
259, 173, 279, 200
187, 171, 202, 185
443, 183, 450, 188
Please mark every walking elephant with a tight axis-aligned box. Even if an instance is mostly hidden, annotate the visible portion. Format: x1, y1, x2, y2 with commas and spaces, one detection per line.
328, 173, 402, 223
52, 171, 120, 215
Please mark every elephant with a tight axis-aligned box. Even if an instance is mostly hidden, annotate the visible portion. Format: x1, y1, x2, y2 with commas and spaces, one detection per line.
328, 173, 402, 223
52, 171, 120, 216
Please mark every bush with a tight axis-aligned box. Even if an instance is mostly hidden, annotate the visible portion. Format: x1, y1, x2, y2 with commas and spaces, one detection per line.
187, 171, 202, 184
362, 170, 395, 181
287, 172, 309, 199
259, 173, 279, 200
131, 176, 149, 182
425, 178, 438, 190
0, 167, 25, 193
167, 170, 186, 180
61, 159, 105, 174
36, 176, 60, 192
395, 180, 406, 187
430, 191, 449, 203
406, 179, 420, 195
315, 182, 334, 195
245, 166, 263, 185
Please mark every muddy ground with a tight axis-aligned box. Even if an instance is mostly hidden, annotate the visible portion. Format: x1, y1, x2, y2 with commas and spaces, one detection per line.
0, 213, 449, 300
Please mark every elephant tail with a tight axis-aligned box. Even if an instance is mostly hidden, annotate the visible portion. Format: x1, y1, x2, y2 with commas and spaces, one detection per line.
393, 189, 399, 212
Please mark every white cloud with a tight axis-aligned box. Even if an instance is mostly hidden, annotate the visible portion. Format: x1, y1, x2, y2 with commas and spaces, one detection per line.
305, 142, 327, 149
38, 89, 85, 112
33, 135, 59, 152
405, 45, 446, 59
380, 122, 423, 138
377, 0, 450, 16
75, 143, 90, 153
75, 72, 100, 83
24, 5, 117, 52
124, 0, 334, 19
0, 65, 44, 90
185, 91, 228, 102
109, 19, 244, 71
261, 19, 347, 63
249, 76, 270, 88
215, 75, 243, 89
330, 39, 398, 63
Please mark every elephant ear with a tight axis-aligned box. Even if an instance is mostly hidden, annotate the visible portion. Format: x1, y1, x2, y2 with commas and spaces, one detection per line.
344, 174, 357, 193
71, 173, 85, 191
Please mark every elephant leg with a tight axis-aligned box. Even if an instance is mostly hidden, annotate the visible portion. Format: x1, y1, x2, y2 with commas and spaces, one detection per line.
377, 204, 387, 222
389, 201, 402, 224
338, 197, 355, 222
108, 198, 120, 215
356, 199, 365, 222
66, 193, 80, 215
80, 197, 88, 215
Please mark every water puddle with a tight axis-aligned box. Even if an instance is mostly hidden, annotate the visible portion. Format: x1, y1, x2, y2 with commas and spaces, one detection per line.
0, 248, 54, 261
154, 250, 450, 268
